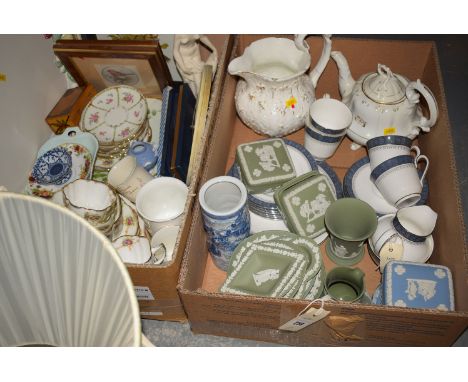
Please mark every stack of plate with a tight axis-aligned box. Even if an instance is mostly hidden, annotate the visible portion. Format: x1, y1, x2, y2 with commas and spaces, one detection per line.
80, 85, 151, 173
227, 139, 343, 243
220, 231, 326, 300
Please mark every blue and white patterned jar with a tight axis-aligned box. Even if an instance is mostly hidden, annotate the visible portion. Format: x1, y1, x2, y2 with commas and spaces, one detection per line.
128, 141, 158, 172
199, 176, 250, 271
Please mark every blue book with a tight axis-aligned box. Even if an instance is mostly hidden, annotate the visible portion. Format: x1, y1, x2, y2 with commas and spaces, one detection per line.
160, 82, 195, 182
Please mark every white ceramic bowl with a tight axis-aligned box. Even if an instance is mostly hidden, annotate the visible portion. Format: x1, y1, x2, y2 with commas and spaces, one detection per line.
136, 177, 188, 234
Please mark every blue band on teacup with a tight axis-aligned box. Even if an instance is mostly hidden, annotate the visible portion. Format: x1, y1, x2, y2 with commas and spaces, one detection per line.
311, 118, 347, 136
306, 127, 343, 143
370, 155, 415, 181
392, 216, 426, 243
366, 135, 413, 150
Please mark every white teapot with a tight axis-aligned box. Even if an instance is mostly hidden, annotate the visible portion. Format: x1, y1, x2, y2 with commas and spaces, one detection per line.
228, 35, 332, 137
331, 51, 438, 149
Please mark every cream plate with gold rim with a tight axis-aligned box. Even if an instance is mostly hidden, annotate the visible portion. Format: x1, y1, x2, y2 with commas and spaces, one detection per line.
80, 85, 147, 146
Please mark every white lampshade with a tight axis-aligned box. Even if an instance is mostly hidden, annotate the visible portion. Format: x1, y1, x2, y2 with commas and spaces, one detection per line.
0, 192, 141, 346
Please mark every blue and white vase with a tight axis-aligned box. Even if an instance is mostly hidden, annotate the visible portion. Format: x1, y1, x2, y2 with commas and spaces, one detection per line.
199, 176, 250, 271
127, 141, 158, 172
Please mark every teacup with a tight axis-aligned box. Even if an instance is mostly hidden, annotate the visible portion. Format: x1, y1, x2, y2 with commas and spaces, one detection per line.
136, 177, 188, 235
371, 154, 429, 208
367, 135, 421, 170
198, 176, 250, 271
150, 225, 180, 265
325, 267, 366, 303
112, 235, 152, 264
107, 155, 153, 203
63, 179, 120, 234
304, 95, 352, 161
309, 94, 353, 136
127, 141, 158, 172
324, 198, 377, 266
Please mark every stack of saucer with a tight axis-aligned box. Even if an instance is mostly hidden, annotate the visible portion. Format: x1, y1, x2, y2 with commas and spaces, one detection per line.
80, 85, 150, 173
220, 231, 326, 300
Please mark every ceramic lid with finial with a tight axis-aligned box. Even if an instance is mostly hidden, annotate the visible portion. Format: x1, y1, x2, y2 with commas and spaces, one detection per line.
362, 64, 406, 104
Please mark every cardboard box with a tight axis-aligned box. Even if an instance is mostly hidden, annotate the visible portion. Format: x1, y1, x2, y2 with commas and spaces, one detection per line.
45, 84, 97, 134
178, 36, 468, 344
128, 35, 234, 321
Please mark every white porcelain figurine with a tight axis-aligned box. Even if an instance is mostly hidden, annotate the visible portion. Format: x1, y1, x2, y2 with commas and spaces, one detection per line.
173, 34, 218, 98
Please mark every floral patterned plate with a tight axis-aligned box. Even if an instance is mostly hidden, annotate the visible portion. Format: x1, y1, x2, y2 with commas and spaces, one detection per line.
27, 143, 93, 198
80, 85, 147, 146
112, 196, 140, 240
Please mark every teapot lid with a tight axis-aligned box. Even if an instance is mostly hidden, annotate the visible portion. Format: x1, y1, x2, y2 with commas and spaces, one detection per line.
362, 64, 406, 104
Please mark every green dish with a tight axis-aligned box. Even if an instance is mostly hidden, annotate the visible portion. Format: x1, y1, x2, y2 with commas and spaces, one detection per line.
236, 138, 296, 194
221, 242, 306, 297
274, 171, 336, 239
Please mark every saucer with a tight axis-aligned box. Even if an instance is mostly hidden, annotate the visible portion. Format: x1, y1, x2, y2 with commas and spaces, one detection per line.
343, 156, 429, 216
112, 235, 151, 264
32, 147, 72, 185
112, 196, 140, 240
28, 143, 93, 198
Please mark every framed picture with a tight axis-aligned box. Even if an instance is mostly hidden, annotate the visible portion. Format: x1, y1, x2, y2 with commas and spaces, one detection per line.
53, 40, 173, 98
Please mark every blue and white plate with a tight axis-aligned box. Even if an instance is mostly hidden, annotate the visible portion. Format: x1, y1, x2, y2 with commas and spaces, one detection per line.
32, 147, 72, 185
343, 156, 429, 216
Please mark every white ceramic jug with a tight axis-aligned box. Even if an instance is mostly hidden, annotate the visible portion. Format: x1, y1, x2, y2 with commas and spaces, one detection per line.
228, 35, 332, 137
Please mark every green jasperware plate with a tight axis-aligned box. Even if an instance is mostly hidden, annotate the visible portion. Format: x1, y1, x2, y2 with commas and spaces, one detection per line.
220, 242, 306, 297
274, 172, 337, 239
236, 138, 296, 194
299, 266, 327, 300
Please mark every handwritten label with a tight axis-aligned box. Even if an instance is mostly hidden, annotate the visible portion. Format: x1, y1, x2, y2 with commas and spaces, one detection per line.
134, 286, 155, 301
384, 127, 397, 135
279, 306, 330, 332
379, 240, 403, 272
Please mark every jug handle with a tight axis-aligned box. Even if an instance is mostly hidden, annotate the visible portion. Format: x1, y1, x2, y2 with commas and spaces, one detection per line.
406, 79, 439, 132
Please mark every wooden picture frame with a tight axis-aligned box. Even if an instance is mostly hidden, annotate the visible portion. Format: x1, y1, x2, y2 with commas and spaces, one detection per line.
53, 40, 172, 98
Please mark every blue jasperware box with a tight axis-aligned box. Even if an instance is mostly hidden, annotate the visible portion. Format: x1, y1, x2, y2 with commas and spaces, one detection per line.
383, 261, 455, 311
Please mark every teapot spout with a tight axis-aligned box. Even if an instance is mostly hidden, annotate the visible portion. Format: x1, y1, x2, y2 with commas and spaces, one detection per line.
331, 51, 356, 104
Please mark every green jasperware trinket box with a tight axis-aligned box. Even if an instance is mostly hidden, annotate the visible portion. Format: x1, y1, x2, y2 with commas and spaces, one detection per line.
274, 171, 337, 239
236, 138, 296, 194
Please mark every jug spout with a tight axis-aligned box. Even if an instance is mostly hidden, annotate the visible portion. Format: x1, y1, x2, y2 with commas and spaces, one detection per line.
331, 51, 356, 104
227, 56, 251, 80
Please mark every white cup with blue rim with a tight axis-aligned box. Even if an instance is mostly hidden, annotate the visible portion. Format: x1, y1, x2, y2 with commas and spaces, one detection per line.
367, 135, 421, 170
304, 94, 352, 160
198, 176, 250, 271
370, 154, 429, 208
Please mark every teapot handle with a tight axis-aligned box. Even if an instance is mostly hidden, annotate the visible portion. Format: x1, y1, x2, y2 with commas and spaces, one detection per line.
406, 79, 439, 132
295, 34, 332, 88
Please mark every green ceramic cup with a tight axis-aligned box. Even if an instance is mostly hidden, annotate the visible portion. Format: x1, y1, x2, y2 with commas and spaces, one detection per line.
325, 266, 365, 302
324, 198, 377, 266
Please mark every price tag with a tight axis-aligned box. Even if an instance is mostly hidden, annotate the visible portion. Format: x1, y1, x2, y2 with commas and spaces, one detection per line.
279, 296, 332, 332
383, 127, 397, 135
379, 240, 403, 272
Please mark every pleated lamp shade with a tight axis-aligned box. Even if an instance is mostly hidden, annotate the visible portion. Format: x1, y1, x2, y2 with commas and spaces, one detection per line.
0, 193, 141, 346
